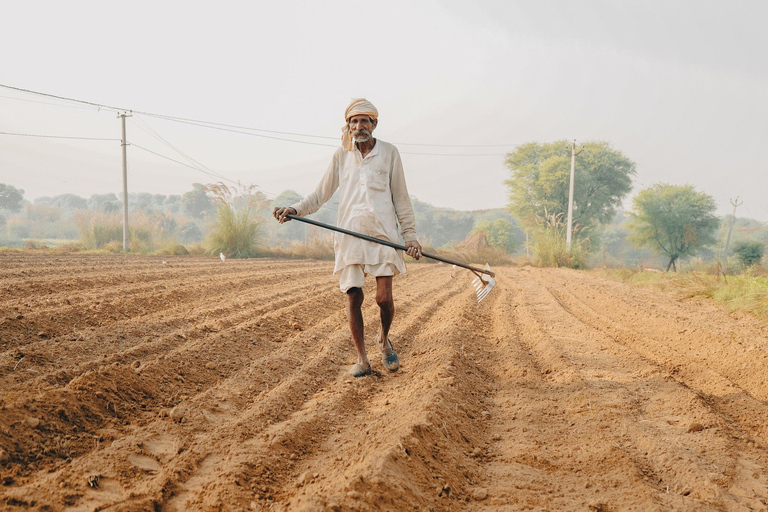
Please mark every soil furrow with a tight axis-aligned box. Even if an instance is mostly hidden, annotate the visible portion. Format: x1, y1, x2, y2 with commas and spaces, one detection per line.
2, 255, 768, 511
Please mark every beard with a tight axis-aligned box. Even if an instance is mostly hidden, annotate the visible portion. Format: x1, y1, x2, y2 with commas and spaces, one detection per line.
353, 129, 371, 142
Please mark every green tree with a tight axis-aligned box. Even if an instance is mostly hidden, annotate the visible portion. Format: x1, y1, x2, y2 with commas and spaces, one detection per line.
51, 194, 88, 211
0, 183, 25, 213
504, 141, 635, 237
88, 193, 121, 213
472, 218, 518, 253
628, 184, 720, 272
164, 195, 182, 214
182, 183, 215, 219
732, 240, 764, 267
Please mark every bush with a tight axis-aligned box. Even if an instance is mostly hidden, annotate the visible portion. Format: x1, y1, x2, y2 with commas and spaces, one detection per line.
531, 213, 588, 268
157, 243, 191, 256
205, 183, 264, 258
7, 217, 31, 238
733, 240, 764, 268
76, 211, 123, 249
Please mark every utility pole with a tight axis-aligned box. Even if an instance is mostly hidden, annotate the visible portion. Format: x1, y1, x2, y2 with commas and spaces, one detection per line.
722, 196, 742, 273
566, 140, 581, 253
119, 112, 132, 252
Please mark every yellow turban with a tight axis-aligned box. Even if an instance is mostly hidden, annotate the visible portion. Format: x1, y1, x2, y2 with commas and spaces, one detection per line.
341, 98, 378, 151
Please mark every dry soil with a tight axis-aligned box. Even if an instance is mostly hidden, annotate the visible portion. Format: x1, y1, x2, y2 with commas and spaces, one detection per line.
1, 253, 768, 511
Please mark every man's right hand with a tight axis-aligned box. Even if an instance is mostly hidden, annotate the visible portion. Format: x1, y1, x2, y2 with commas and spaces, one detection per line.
273, 207, 297, 224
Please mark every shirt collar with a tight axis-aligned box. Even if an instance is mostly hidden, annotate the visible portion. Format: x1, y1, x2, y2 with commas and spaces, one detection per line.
356, 139, 380, 160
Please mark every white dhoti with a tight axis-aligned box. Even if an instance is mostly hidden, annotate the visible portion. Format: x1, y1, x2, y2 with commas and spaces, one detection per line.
338, 262, 397, 293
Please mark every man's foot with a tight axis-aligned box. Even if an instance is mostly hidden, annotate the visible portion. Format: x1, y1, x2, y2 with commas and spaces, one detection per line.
349, 362, 372, 378
377, 333, 400, 372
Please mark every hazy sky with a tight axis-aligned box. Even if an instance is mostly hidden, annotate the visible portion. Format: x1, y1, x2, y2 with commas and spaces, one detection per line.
1, 0, 766, 221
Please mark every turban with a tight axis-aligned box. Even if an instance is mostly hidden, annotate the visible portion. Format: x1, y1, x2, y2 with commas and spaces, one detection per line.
341, 98, 378, 151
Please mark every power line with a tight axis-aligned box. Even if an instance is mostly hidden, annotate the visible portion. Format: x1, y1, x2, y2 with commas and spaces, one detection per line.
130, 115, 233, 183
141, 111, 515, 148
0, 83, 124, 111
0, 130, 119, 141
0, 93, 96, 111
0, 83, 517, 153
140, 111, 339, 141
133, 114, 508, 155
130, 143, 240, 185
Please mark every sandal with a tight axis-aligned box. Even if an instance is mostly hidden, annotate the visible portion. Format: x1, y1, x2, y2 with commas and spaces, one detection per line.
349, 362, 372, 378
376, 333, 400, 372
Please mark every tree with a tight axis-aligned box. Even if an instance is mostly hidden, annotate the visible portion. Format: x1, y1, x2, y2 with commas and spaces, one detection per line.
181, 183, 215, 219
472, 218, 518, 253
88, 193, 121, 213
164, 195, 182, 214
51, 194, 88, 211
504, 141, 635, 237
732, 240, 764, 267
628, 184, 720, 272
0, 183, 25, 213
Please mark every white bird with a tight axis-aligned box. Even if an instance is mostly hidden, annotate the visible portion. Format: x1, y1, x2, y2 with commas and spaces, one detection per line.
220, 252, 226, 262
162, 260, 167, 265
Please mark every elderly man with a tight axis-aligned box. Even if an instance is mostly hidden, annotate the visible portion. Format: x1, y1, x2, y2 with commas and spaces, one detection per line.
273, 98, 422, 378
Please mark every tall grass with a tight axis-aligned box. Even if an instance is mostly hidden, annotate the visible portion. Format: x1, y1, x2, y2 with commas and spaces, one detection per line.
600, 267, 768, 322
76, 211, 123, 249
205, 183, 264, 258
531, 211, 588, 268
75, 210, 170, 252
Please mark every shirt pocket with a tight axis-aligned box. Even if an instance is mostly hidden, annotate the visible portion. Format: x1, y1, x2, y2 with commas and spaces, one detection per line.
366, 166, 389, 191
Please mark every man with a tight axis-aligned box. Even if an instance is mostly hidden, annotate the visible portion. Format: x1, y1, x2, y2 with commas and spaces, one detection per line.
273, 98, 422, 378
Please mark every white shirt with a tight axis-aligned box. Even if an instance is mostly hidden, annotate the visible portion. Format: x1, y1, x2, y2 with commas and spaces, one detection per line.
291, 139, 418, 274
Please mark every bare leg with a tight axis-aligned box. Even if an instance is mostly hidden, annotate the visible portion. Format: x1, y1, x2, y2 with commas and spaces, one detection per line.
376, 276, 394, 350
346, 287, 369, 368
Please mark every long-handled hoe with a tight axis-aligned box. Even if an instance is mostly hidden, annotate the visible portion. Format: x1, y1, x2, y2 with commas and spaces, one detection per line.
285, 214, 496, 303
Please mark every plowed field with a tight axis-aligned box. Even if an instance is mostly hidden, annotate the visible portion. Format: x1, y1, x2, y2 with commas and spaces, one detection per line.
2, 253, 768, 511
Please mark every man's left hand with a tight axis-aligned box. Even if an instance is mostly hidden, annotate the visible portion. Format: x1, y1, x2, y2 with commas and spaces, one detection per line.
405, 241, 422, 260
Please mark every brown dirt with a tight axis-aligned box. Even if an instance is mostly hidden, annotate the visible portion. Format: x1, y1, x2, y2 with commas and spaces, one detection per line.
1, 253, 768, 511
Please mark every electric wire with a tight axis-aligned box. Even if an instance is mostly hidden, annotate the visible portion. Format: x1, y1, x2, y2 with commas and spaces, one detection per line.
130, 115, 233, 184
0, 83, 516, 153
129, 142, 340, 213
0, 93, 97, 111
130, 143, 240, 185
0, 83, 125, 112
0, 130, 119, 141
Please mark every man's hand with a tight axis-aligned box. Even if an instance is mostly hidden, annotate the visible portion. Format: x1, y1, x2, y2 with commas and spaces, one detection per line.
405, 240, 422, 260
273, 207, 297, 224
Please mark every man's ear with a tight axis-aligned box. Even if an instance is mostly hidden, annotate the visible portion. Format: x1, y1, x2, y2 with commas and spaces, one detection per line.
371, 118, 378, 130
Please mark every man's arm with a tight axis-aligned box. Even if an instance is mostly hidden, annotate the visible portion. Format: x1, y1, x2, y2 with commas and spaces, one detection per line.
272, 152, 340, 223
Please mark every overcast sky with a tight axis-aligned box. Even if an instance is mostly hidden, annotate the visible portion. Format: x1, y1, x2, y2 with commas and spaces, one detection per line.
1, 0, 766, 221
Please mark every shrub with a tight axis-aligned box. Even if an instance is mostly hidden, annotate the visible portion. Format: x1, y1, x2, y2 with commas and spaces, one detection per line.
733, 240, 764, 268
531, 212, 588, 268
205, 183, 264, 258
76, 211, 123, 249
156, 243, 191, 256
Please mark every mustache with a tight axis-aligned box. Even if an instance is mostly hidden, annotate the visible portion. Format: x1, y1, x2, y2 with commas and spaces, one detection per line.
353, 129, 371, 140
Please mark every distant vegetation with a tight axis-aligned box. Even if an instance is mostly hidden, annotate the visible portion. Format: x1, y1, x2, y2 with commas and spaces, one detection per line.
1, 169, 766, 277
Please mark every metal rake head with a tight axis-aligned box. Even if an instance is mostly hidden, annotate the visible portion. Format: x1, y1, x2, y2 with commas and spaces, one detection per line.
471, 264, 496, 303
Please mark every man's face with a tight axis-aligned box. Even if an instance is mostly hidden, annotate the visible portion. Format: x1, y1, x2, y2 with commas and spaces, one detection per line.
348, 114, 377, 142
